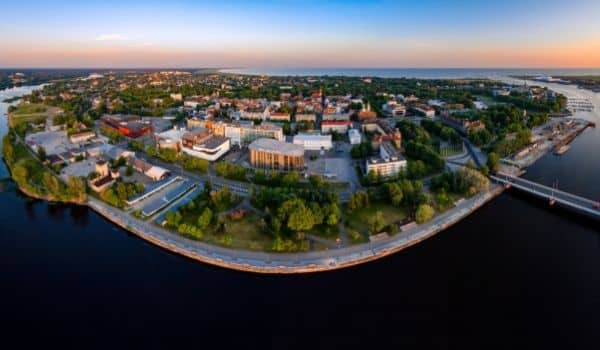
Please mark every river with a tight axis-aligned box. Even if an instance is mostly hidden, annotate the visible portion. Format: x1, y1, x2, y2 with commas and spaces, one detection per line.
1, 82, 599, 348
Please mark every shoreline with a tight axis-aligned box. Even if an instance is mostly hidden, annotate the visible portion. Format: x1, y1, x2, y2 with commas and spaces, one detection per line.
84, 186, 503, 274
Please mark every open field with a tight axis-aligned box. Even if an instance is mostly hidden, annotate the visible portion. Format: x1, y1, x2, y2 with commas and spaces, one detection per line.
344, 202, 408, 235
9, 103, 63, 127
205, 213, 272, 251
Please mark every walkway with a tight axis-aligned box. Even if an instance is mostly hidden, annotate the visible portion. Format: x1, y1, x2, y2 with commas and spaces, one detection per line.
87, 184, 503, 274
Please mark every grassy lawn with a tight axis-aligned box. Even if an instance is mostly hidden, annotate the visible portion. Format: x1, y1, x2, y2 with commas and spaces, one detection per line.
344, 202, 408, 235
9, 103, 62, 127
205, 213, 272, 251
308, 224, 340, 241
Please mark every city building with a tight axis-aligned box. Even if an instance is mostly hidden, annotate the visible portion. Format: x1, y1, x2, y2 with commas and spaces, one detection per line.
439, 113, 486, 133
414, 104, 436, 118
249, 138, 304, 171
321, 120, 352, 134
69, 130, 96, 144
382, 101, 406, 117
181, 128, 230, 161
295, 113, 317, 123
225, 121, 284, 146
322, 113, 351, 121
365, 141, 407, 177
101, 114, 153, 138
268, 112, 291, 122
131, 158, 171, 181
89, 160, 116, 193
348, 129, 362, 145
170, 93, 183, 101
363, 120, 402, 150
293, 133, 333, 151
357, 102, 377, 121
155, 127, 187, 151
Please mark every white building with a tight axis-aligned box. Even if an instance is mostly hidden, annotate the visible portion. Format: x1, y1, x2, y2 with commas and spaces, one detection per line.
365, 142, 407, 177
293, 133, 333, 151
225, 122, 284, 146
382, 101, 406, 117
184, 100, 200, 109
414, 105, 436, 118
348, 129, 362, 145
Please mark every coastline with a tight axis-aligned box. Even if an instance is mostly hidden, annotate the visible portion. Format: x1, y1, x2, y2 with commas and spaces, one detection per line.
84, 185, 503, 274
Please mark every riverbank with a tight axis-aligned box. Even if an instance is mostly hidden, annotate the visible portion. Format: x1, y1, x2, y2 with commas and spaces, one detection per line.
85, 185, 503, 274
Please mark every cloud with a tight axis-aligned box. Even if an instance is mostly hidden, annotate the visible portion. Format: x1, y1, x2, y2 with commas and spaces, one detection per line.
95, 34, 129, 41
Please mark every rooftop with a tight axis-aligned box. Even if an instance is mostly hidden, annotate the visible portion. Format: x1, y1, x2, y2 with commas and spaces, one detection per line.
249, 138, 304, 157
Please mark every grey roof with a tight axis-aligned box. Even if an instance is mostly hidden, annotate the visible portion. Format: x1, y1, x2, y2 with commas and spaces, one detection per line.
248, 138, 304, 157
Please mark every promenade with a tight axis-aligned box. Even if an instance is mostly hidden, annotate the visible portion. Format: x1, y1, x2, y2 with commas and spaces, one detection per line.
88, 184, 503, 274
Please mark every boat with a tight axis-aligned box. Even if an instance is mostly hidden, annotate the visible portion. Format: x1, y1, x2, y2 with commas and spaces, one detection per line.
554, 145, 571, 155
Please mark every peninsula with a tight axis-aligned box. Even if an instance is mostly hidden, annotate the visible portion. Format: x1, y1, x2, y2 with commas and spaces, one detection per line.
1, 70, 590, 273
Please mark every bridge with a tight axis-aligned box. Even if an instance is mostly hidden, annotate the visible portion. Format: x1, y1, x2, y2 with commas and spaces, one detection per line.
490, 173, 600, 218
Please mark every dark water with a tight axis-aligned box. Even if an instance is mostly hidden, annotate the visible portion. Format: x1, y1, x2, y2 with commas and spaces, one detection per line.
1, 83, 600, 348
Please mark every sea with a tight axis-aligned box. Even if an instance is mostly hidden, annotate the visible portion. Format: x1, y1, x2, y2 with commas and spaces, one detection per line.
222, 67, 600, 79
1, 71, 600, 348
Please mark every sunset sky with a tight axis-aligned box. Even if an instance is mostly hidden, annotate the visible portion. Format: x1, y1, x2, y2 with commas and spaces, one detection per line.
1, 0, 600, 68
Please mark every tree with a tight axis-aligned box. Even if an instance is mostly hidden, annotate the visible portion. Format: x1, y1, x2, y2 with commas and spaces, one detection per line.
66, 176, 87, 202
287, 205, 315, 232
37, 146, 47, 161
487, 152, 500, 173
197, 207, 213, 230
126, 164, 134, 176
386, 182, 404, 206
368, 211, 385, 235
42, 172, 61, 196
308, 174, 325, 188
115, 182, 128, 201
416, 204, 435, 224
278, 198, 316, 232
281, 171, 299, 187
166, 210, 182, 228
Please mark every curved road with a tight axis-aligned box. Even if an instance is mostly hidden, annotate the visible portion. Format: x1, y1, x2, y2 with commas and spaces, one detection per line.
88, 185, 502, 273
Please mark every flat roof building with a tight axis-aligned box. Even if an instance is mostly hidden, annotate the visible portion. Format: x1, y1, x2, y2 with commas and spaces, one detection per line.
348, 128, 362, 145
321, 120, 352, 134
181, 128, 230, 161
293, 133, 333, 151
365, 141, 407, 177
249, 138, 304, 171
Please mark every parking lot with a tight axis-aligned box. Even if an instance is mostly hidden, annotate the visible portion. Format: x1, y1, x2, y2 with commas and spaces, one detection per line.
304, 141, 360, 188
25, 131, 69, 155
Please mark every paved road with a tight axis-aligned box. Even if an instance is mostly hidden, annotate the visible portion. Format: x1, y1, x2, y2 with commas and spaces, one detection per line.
87, 184, 502, 273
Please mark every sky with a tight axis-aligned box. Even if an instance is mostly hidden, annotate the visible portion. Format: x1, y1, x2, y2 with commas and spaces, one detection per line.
1, 0, 600, 68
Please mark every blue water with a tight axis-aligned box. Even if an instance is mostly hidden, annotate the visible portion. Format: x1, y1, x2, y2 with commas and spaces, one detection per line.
222, 67, 600, 79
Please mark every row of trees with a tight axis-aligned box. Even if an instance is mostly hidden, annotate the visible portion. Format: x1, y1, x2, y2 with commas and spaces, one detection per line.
214, 162, 247, 181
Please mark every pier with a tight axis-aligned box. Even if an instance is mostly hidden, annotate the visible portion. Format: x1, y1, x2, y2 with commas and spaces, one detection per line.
490, 173, 600, 217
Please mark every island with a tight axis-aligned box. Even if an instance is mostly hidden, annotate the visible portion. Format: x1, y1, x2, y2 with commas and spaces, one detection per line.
1, 70, 590, 273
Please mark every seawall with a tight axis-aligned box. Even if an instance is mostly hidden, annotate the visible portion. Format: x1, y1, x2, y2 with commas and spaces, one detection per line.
86, 186, 504, 274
